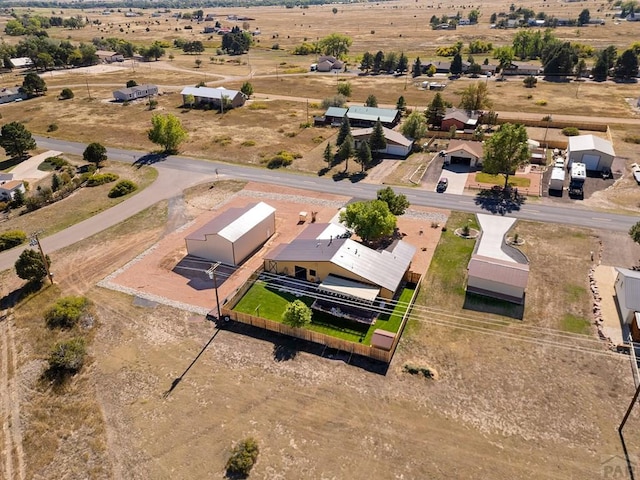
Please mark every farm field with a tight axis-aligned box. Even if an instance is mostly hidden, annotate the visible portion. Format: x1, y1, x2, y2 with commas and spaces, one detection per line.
1, 0, 640, 478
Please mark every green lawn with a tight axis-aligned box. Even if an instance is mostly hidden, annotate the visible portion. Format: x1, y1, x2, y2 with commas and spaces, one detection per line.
560, 314, 592, 334
475, 172, 531, 188
233, 281, 415, 345
419, 213, 478, 306
363, 286, 415, 345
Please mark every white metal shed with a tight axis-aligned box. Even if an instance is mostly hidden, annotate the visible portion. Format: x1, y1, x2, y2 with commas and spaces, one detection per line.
567, 135, 615, 172
185, 202, 276, 265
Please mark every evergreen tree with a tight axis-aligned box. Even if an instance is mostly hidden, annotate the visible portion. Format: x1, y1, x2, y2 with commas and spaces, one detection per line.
336, 115, 352, 146
373, 51, 384, 72
425, 93, 446, 128
337, 134, 354, 171
323, 142, 334, 166
614, 48, 639, 79
355, 140, 372, 172
396, 96, 406, 112
450, 53, 463, 74
365, 94, 378, 107
369, 119, 387, 155
412, 57, 422, 77
51, 173, 61, 192
360, 52, 374, 72
397, 52, 408, 73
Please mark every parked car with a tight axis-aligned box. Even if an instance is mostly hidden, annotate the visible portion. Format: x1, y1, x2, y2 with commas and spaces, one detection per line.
631, 163, 640, 184
436, 178, 449, 192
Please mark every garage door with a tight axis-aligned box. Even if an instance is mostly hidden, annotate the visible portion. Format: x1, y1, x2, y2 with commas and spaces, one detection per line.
581, 154, 600, 171
386, 145, 409, 157
450, 156, 471, 165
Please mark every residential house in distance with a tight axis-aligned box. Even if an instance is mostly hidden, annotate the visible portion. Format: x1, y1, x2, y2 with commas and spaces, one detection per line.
351, 126, 414, 157
96, 50, 125, 63
0, 87, 26, 104
441, 108, 480, 133
185, 202, 276, 266
567, 134, 616, 172
8, 57, 33, 69
0, 179, 26, 202
466, 214, 530, 305
113, 84, 158, 102
423, 60, 470, 74
614, 268, 640, 341
502, 61, 542, 76
180, 86, 247, 109
443, 140, 484, 167
315, 55, 344, 72
346, 106, 401, 128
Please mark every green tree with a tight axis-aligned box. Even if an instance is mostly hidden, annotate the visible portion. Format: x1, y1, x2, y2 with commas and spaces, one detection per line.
337, 81, 352, 97
126, 79, 138, 88
396, 96, 407, 112
48, 337, 86, 374
482, 123, 530, 188
400, 111, 426, 139
282, 299, 312, 327
578, 8, 590, 26
225, 438, 259, 478
60, 88, 74, 100
337, 134, 354, 170
0, 122, 36, 158
542, 41, 578, 79
15, 248, 50, 283
412, 57, 422, 77
397, 52, 408, 73
323, 142, 334, 166
355, 140, 372, 172
11, 189, 25, 208
195, 58, 202, 68
240, 81, 254, 98
425, 92, 446, 128
614, 48, 639, 79
83, 142, 107, 167
148, 113, 188, 153
318, 33, 352, 59
369, 119, 387, 154
376, 186, 410, 215
468, 9, 480, 23
336, 115, 352, 146
629, 221, 640, 245
373, 51, 385, 73
146, 41, 165, 61
22, 72, 47, 96
523, 75, 538, 88
450, 53, 463, 75
0, 230, 26, 252
51, 173, 61, 192
360, 51, 374, 72
365, 94, 378, 107
339, 199, 396, 244
459, 81, 492, 110
184, 94, 196, 108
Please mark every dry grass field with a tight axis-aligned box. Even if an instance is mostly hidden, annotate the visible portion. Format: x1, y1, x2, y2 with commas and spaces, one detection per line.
3, 185, 640, 479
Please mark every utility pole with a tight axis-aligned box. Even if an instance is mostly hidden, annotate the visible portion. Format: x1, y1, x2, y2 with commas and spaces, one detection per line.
29, 232, 53, 285
206, 262, 222, 320
85, 77, 92, 100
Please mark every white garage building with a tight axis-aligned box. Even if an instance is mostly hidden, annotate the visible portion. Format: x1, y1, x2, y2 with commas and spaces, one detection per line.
185, 202, 276, 265
567, 134, 615, 172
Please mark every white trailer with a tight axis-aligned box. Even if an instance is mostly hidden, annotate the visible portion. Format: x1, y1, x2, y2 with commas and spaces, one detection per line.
549, 167, 566, 191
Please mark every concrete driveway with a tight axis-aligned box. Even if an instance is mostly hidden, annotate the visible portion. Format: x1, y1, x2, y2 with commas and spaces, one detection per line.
437, 164, 470, 195
9, 150, 62, 182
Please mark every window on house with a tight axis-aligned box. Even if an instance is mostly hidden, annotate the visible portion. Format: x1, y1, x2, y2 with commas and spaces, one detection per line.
309, 269, 316, 277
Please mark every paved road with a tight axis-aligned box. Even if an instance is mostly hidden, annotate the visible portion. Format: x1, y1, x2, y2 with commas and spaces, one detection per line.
0, 135, 637, 272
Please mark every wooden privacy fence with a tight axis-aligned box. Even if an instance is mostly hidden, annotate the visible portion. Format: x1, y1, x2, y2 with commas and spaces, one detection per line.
220, 268, 424, 364
495, 117, 608, 132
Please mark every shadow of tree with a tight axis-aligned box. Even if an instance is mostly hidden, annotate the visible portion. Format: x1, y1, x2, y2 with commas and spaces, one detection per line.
473, 187, 526, 215
349, 172, 367, 183
133, 152, 169, 168
0, 280, 44, 310
273, 340, 298, 362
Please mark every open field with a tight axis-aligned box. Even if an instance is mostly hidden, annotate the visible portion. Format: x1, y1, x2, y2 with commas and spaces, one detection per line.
1, 0, 640, 477
2, 182, 640, 479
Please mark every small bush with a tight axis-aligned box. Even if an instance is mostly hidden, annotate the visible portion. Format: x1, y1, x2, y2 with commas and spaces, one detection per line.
562, 126, 580, 136
86, 172, 119, 186
312, 135, 324, 144
213, 135, 232, 146
265, 150, 299, 169
403, 363, 438, 379
321, 94, 347, 109
284, 131, 297, 138
226, 438, 259, 478
241, 140, 256, 147
271, 43, 280, 50
47, 123, 58, 132
623, 135, 640, 144
534, 99, 547, 106
45, 296, 90, 329
48, 156, 69, 169
247, 102, 267, 110
108, 180, 138, 198
60, 88, 74, 100
47, 337, 86, 374
0, 230, 27, 252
